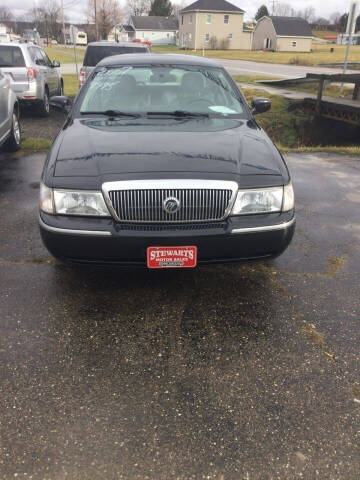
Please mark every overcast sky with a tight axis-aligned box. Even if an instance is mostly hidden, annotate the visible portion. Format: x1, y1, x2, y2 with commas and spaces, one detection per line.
2, 0, 349, 23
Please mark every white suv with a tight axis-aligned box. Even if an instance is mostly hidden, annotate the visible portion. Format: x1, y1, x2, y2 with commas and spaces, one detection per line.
0, 42, 63, 117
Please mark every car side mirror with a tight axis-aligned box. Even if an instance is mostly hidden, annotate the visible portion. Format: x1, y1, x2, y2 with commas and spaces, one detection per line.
52, 60, 60, 67
50, 95, 72, 112
251, 97, 271, 115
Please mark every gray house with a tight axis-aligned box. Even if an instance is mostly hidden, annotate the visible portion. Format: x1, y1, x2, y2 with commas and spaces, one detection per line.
252, 16, 313, 52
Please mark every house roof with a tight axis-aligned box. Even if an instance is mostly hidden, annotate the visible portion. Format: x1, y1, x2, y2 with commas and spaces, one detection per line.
130, 16, 178, 31
268, 16, 313, 37
122, 24, 135, 32
181, 0, 244, 13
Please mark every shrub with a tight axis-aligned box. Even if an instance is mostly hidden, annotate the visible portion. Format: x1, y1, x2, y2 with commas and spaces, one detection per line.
209, 36, 218, 49
219, 38, 230, 50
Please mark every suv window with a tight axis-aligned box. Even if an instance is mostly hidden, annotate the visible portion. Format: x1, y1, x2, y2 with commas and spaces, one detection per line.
83, 45, 148, 67
39, 49, 53, 67
0, 46, 26, 67
29, 47, 46, 66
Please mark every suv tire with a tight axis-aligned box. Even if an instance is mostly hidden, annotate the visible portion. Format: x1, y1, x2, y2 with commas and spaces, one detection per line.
4, 108, 21, 152
37, 88, 50, 117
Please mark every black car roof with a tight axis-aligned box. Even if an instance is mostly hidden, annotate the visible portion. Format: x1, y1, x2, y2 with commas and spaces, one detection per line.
97, 53, 222, 68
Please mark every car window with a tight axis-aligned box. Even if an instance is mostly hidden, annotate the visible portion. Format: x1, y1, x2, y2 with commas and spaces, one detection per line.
79, 65, 245, 117
34, 48, 46, 66
0, 46, 25, 67
83, 45, 148, 67
39, 49, 53, 67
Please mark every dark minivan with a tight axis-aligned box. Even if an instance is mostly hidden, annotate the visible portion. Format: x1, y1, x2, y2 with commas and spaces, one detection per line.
41, 54, 295, 268
79, 41, 150, 87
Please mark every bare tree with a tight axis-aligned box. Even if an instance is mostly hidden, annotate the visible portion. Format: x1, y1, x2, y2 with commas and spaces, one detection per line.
27, 0, 61, 39
87, 0, 124, 40
297, 6, 316, 23
126, 0, 151, 16
330, 11, 342, 26
0, 6, 13, 22
273, 3, 292, 16
172, 0, 186, 18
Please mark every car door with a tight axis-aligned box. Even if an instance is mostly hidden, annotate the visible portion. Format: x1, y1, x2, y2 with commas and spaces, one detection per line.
0, 69, 11, 143
39, 49, 59, 94
29, 47, 48, 97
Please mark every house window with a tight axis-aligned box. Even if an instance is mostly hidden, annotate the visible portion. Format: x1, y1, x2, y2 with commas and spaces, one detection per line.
206, 14, 211, 24
228, 33, 232, 39
205, 33, 210, 42
292, 41, 297, 47
181, 15, 184, 25
189, 14, 192, 24
224, 15, 229, 24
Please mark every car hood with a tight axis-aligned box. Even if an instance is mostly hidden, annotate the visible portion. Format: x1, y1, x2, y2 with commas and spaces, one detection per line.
53, 118, 287, 186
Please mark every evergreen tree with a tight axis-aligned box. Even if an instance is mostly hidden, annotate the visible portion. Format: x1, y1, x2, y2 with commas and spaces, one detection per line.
149, 0, 172, 16
255, 5, 269, 21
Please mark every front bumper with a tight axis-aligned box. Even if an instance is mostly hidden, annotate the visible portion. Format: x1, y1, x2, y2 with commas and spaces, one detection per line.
39, 211, 295, 267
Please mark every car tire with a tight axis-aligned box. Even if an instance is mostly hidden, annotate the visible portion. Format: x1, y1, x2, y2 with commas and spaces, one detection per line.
4, 108, 21, 152
37, 88, 50, 117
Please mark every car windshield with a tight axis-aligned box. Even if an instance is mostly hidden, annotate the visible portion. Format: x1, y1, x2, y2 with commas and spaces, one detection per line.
0, 46, 25, 67
83, 46, 148, 67
79, 65, 245, 117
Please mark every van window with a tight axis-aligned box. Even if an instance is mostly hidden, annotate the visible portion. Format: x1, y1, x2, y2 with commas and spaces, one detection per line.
0, 46, 25, 67
83, 45, 148, 67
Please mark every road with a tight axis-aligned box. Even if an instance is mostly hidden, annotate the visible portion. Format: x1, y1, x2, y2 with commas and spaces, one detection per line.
0, 151, 359, 478
60, 58, 359, 78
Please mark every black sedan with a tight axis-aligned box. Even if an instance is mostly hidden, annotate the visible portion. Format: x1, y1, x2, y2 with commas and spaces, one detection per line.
39, 54, 295, 268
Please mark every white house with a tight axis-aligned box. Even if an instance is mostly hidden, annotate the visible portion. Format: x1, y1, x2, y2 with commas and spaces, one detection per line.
109, 16, 178, 45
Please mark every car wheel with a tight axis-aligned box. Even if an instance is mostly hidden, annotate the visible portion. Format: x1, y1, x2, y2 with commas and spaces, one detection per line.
37, 88, 50, 117
4, 108, 21, 152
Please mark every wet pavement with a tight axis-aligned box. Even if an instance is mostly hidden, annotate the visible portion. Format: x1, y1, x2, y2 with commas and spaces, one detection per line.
0, 152, 359, 479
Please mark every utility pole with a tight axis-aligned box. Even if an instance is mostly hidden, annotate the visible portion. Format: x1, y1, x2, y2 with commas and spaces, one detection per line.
340, 1, 358, 94
94, 0, 99, 41
61, 0, 66, 46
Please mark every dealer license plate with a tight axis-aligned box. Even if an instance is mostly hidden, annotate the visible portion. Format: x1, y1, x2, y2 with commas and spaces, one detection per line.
147, 246, 197, 269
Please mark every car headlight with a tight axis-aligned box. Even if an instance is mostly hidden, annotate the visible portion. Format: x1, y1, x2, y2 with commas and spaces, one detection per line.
231, 183, 294, 215
40, 183, 110, 216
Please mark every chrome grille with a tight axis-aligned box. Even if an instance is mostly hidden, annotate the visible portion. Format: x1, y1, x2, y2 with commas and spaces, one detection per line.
104, 181, 237, 223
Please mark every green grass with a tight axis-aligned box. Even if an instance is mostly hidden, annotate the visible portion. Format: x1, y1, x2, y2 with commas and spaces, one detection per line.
152, 44, 360, 66
233, 74, 282, 84
44, 46, 84, 64
242, 88, 309, 148
62, 74, 79, 96
18, 137, 52, 155
312, 30, 341, 39
233, 74, 354, 98
242, 87, 359, 151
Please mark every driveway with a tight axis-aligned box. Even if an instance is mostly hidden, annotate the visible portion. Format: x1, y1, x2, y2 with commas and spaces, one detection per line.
59, 58, 359, 78
0, 152, 359, 479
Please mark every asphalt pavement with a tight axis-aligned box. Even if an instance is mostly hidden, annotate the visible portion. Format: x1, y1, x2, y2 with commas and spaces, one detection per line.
0, 151, 359, 479
59, 58, 359, 78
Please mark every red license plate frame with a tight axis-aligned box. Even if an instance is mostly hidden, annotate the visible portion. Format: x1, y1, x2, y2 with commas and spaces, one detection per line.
147, 246, 198, 269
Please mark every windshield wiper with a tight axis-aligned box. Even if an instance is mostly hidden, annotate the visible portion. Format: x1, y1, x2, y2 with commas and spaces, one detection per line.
81, 110, 141, 118
146, 110, 209, 118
